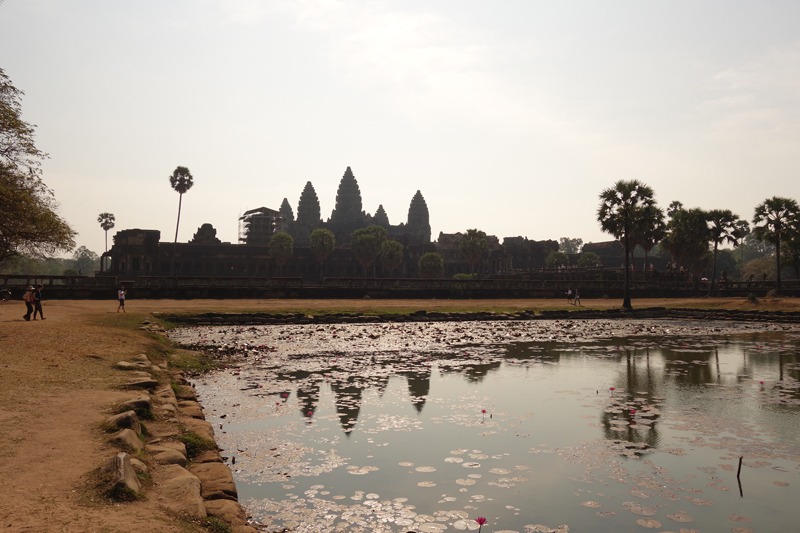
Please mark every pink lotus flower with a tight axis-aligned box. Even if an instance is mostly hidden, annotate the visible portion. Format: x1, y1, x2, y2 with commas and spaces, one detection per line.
475, 516, 487, 532
630, 409, 636, 415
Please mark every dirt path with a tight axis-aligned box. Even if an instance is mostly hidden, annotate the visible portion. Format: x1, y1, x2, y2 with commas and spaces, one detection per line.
0, 297, 796, 532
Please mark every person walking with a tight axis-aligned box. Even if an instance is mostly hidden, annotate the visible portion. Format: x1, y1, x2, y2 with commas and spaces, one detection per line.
117, 286, 127, 313
22, 286, 34, 321
567, 287, 573, 304
32, 284, 45, 320
574, 289, 581, 307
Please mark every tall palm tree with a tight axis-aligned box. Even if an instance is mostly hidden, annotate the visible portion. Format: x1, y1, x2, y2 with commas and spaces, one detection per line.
169, 166, 194, 276
753, 197, 800, 295
597, 180, 657, 309
309, 228, 335, 280
269, 232, 294, 276
97, 212, 115, 272
706, 209, 740, 296
631, 205, 665, 280
459, 229, 488, 275
732, 220, 750, 280
97, 213, 115, 253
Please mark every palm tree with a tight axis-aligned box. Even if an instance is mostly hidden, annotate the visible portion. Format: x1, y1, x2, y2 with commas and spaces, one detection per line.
597, 180, 657, 309
459, 229, 488, 275
706, 209, 740, 296
631, 205, 665, 280
351, 225, 387, 277
732, 220, 750, 280
268, 232, 294, 276
309, 228, 335, 280
752, 197, 800, 295
379, 239, 404, 276
97, 213, 115, 253
660, 207, 711, 295
169, 166, 194, 276
97, 212, 115, 272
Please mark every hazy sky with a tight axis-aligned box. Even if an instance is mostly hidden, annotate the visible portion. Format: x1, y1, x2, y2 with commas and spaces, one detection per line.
2, 1, 799, 257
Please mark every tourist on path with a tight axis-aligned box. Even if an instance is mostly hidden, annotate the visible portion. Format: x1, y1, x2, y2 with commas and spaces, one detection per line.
566, 288, 573, 304
32, 284, 45, 320
117, 287, 127, 313
22, 286, 34, 321
574, 290, 581, 306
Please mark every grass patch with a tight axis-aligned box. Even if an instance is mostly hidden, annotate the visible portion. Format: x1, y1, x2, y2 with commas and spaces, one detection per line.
177, 430, 217, 460
177, 516, 232, 533
80, 464, 145, 505
170, 349, 223, 374
198, 517, 232, 533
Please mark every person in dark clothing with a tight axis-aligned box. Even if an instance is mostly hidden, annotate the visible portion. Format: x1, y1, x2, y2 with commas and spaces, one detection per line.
23, 286, 34, 321
33, 284, 45, 320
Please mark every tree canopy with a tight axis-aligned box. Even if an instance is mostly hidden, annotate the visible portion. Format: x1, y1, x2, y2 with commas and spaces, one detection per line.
546, 251, 569, 268
752, 196, 799, 294
379, 239, 404, 274
351, 225, 387, 276
597, 180, 657, 308
578, 251, 602, 268
459, 229, 488, 274
269, 232, 294, 274
309, 228, 335, 278
558, 237, 583, 254
705, 209, 740, 295
0, 68, 75, 263
661, 207, 711, 293
418, 252, 444, 279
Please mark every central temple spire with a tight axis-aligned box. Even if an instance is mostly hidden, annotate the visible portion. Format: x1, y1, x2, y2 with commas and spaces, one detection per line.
329, 166, 364, 229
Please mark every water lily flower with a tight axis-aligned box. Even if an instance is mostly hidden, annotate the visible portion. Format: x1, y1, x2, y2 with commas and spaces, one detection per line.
475, 516, 487, 532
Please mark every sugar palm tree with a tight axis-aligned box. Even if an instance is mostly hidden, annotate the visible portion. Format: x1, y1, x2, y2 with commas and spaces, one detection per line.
309, 228, 335, 280
97, 212, 115, 253
752, 197, 800, 295
706, 209, 740, 296
459, 229, 488, 275
169, 166, 194, 275
732, 220, 750, 280
630, 205, 665, 280
597, 180, 657, 309
269, 232, 294, 276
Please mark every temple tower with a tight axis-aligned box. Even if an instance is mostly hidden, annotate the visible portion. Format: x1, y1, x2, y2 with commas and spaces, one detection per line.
296, 181, 321, 242
406, 190, 431, 244
373, 205, 390, 228
329, 167, 363, 228
279, 198, 294, 223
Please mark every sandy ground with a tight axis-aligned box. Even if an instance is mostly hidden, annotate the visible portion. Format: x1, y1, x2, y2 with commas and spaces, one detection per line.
0, 296, 797, 532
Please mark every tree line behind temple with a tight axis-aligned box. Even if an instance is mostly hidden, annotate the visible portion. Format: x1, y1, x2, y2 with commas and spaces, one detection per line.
2, 67, 799, 295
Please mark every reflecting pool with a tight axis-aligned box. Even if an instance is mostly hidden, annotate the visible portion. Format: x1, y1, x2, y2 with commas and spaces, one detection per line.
175, 319, 800, 532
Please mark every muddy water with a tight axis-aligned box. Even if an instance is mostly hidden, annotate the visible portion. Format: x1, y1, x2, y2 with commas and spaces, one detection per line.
172, 319, 800, 532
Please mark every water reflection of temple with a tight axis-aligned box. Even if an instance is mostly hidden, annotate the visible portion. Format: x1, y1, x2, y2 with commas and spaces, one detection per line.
402, 366, 431, 413
331, 378, 364, 435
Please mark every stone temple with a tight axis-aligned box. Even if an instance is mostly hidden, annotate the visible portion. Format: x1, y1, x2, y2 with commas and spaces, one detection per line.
242, 166, 432, 247
100, 166, 563, 280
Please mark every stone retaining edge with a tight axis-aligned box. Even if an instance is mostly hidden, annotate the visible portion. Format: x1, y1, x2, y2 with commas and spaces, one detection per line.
106, 352, 259, 533
163, 307, 800, 326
